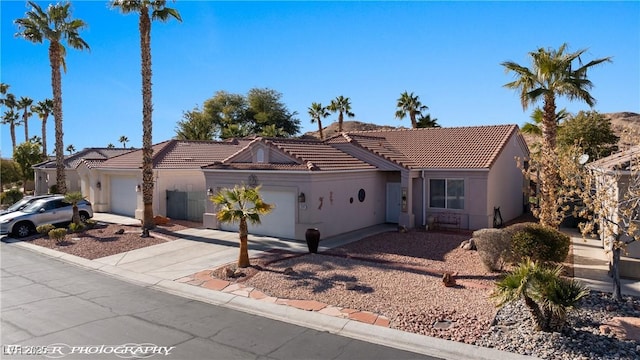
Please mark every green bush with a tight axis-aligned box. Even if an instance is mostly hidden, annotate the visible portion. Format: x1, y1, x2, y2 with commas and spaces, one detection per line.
68, 222, 85, 233
37, 224, 56, 235
84, 219, 97, 229
1, 189, 23, 205
48, 228, 68, 244
474, 228, 511, 271
509, 223, 570, 264
48, 184, 59, 194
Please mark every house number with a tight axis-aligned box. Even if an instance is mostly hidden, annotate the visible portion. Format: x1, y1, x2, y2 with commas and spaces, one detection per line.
248, 174, 258, 187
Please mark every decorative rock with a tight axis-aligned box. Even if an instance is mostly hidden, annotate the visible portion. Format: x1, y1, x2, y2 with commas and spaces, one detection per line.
442, 272, 456, 287
283, 267, 295, 275
114, 229, 125, 235
233, 269, 246, 277
460, 238, 477, 250
223, 267, 234, 278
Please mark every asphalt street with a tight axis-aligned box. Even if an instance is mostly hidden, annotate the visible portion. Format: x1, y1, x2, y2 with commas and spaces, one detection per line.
1, 242, 440, 360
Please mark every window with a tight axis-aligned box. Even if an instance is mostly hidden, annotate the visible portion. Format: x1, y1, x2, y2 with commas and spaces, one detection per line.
256, 148, 265, 163
429, 179, 464, 210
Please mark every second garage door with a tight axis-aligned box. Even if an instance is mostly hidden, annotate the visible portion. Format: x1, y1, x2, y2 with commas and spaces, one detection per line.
110, 176, 138, 217
220, 190, 295, 239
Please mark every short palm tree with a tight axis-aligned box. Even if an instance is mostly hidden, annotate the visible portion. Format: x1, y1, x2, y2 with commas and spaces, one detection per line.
395, 91, 428, 129
17, 96, 33, 142
111, 0, 182, 234
308, 102, 330, 140
502, 43, 610, 228
119, 135, 129, 148
15, 1, 90, 195
212, 185, 273, 268
492, 259, 589, 332
416, 113, 440, 129
63, 191, 85, 225
107, 143, 116, 148
31, 98, 53, 159
66, 144, 76, 154
328, 96, 355, 133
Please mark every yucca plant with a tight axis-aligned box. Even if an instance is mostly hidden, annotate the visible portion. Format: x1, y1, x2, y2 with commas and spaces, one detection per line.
492, 258, 589, 332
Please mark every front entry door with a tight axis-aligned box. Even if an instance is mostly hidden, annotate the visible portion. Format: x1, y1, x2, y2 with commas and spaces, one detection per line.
386, 183, 401, 223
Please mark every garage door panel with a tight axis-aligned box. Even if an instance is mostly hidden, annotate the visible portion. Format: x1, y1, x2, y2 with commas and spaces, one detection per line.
220, 190, 295, 239
111, 177, 137, 217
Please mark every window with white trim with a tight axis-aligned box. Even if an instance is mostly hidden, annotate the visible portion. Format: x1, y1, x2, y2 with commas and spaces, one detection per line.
429, 179, 464, 210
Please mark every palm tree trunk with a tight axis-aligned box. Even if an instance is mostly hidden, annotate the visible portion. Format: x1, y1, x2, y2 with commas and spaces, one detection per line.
523, 294, 546, 331
410, 112, 417, 128
539, 93, 560, 228
23, 112, 29, 142
238, 218, 250, 268
10, 122, 16, 152
41, 116, 47, 158
50, 42, 66, 194
611, 246, 622, 301
140, 7, 155, 231
318, 118, 323, 140
338, 112, 344, 133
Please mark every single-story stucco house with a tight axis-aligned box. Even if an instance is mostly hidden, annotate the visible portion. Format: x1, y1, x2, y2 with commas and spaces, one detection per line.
34, 124, 529, 241
587, 146, 640, 279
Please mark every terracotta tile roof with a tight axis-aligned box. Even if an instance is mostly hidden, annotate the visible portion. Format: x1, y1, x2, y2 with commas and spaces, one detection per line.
264, 137, 376, 171
33, 148, 136, 169
588, 146, 640, 172
98, 139, 252, 169
333, 125, 524, 169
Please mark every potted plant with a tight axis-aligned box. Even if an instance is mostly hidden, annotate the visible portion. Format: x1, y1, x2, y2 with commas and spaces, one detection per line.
305, 228, 320, 253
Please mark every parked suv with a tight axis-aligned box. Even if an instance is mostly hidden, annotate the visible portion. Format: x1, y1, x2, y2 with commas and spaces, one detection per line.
0, 194, 56, 215
0, 196, 93, 238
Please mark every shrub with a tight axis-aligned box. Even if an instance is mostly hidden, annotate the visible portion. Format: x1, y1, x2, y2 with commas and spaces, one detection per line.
68, 222, 85, 233
48, 228, 68, 244
84, 219, 97, 229
0, 189, 23, 205
37, 224, 56, 235
509, 223, 570, 264
473, 228, 509, 271
48, 184, 59, 194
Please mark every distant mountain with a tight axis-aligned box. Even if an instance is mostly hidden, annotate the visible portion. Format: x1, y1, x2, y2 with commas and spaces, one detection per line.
302, 121, 405, 139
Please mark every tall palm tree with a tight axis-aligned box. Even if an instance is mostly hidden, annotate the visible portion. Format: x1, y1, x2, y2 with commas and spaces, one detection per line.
502, 44, 611, 228
15, 1, 90, 195
522, 107, 569, 136
66, 144, 75, 154
308, 102, 330, 140
111, 0, 181, 234
395, 91, 428, 129
31, 98, 53, 158
416, 114, 441, 129
212, 185, 273, 268
328, 96, 355, 133
1, 109, 20, 152
17, 96, 33, 141
119, 135, 129, 148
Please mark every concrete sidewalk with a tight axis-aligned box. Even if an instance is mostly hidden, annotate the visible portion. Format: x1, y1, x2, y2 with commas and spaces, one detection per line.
9, 212, 639, 360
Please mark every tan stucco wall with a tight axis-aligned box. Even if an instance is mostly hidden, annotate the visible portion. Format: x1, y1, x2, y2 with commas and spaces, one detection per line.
487, 134, 527, 227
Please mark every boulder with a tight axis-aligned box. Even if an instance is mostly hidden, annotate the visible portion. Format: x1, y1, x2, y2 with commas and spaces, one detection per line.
460, 238, 477, 251
283, 267, 295, 275
442, 272, 457, 287
599, 317, 640, 342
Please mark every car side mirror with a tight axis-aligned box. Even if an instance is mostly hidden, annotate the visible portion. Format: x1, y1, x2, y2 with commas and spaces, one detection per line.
39, 208, 46, 213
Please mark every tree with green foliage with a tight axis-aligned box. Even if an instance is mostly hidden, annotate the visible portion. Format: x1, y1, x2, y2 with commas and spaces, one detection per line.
502, 43, 611, 228
31, 98, 53, 158
174, 107, 216, 140
65, 144, 76, 154
328, 96, 355, 133
2, 108, 20, 152
107, 143, 115, 148
246, 88, 300, 137
63, 191, 85, 225
212, 185, 273, 268
416, 114, 440, 128
17, 96, 33, 142
395, 91, 429, 129
557, 111, 619, 160
111, 0, 182, 234
119, 135, 129, 148
492, 259, 589, 332
1, 159, 22, 189
13, 141, 42, 187
521, 107, 569, 136
308, 102, 330, 139
16, 1, 90, 195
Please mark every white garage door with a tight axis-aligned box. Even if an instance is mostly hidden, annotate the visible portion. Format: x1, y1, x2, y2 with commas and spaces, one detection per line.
220, 190, 295, 239
110, 176, 138, 217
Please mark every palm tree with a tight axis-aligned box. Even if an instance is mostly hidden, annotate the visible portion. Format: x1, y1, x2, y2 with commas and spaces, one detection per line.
31, 99, 53, 158
212, 185, 273, 268
395, 91, 428, 129
522, 108, 569, 136
15, 1, 90, 195
492, 259, 589, 332
63, 191, 85, 225
328, 96, 355, 133
119, 135, 129, 148
107, 143, 115, 148
416, 114, 441, 128
66, 144, 75, 154
1, 109, 20, 152
17, 96, 33, 142
111, 0, 182, 234
502, 44, 611, 228
260, 124, 287, 137
308, 102, 330, 140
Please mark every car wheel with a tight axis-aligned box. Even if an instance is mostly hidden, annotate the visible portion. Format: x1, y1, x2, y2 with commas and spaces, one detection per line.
79, 212, 89, 223
13, 222, 34, 238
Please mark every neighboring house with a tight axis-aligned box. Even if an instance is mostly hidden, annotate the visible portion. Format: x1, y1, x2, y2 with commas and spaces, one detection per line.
75, 139, 251, 221
201, 125, 530, 240
32, 148, 135, 195
587, 146, 640, 279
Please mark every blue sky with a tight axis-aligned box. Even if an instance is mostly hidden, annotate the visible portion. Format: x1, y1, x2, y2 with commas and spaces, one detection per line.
2, 1, 639, 158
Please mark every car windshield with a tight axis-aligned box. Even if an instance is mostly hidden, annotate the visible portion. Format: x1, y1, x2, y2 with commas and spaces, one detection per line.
21, 199, 51, 214
6, 198, 31, 212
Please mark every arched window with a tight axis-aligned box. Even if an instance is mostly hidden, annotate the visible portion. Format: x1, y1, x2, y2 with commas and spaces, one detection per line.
256, 148, 265, 163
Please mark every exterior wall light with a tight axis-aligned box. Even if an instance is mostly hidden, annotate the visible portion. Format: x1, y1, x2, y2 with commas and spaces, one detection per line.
207, 188, 214, 196
298, 192, 306, 203
136, 184, 141, 192
96, 181, 101, 190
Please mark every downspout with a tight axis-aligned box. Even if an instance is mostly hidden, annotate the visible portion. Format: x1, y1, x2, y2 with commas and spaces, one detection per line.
422, 170, 426, 227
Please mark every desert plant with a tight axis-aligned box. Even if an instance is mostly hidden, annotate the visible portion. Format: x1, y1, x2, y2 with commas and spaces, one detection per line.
84, 219, 97, 229
48, 228, 68, 244
510, 223, 570, 263
492, 258, 589, 332
1, 189, 23, 205
63, 191, 85, 225
48, 184, 59, 194
36, 224, 56, 235
473, 228, 510, 271
68, 222, 85, 233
